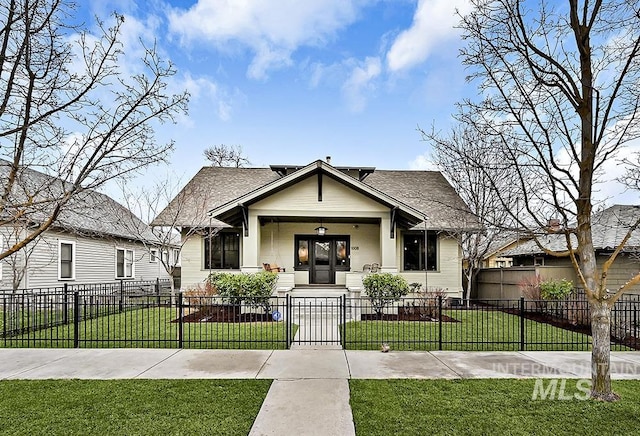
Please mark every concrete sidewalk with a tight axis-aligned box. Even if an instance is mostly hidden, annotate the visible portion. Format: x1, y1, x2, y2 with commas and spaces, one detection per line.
2, 349, 640, 436
2, 349, 640, 380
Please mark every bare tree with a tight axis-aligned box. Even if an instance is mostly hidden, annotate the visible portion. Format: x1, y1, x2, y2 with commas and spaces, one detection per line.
0, 0, 189, 261
455, 0, 640, 400
117, 178, 212, 298
422, 126, 519, 306
203, 144, 250, 167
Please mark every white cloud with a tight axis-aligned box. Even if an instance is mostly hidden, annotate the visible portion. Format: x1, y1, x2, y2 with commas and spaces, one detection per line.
409, 153, 438, 170
179, 73, 242, 122
386, 0, 471, 72
168, 0, 365, 79
342, 57, 382, 112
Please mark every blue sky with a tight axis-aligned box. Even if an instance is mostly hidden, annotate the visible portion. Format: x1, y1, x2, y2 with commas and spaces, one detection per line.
77, 0, 636, 206
79, 1, 471, 175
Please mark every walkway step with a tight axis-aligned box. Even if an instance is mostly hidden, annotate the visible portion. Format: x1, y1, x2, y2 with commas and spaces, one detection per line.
249, 379, 355, 436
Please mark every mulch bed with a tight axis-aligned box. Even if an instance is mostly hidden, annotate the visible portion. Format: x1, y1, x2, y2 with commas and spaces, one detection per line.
173, 305, 274, 323
500, 307, 640, 350
361, 307, 459, 323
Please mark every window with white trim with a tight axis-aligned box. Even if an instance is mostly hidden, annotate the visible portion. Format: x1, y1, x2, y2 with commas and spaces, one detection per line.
149, 248, 159, 263
172, 249, 180, 266
58, 240, 75, 280
116, 248, 134, 279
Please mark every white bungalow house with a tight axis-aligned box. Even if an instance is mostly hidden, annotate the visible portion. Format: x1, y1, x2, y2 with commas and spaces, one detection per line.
153, 159, 479, 296
0, 162, 172, 290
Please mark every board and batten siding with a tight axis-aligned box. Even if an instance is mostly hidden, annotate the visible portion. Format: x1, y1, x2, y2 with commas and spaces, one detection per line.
0, 228, 169, 289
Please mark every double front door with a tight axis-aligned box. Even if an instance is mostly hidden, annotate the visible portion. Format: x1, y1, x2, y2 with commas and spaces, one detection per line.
300, 236, 349, 285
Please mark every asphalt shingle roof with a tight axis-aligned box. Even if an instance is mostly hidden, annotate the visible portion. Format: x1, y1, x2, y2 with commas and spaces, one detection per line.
153, 165, 479, 231
1, 161, 157, 242
502, 205, 640, 256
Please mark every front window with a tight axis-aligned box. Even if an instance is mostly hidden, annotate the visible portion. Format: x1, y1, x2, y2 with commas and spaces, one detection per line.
403, 231, 438, 271
116, 248, 134, 278
149, 249, 158, 263
59, 241, 75, 280
204, 231, 240, 269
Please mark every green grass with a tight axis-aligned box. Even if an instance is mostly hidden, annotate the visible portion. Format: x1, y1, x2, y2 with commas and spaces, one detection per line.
350, 379, 640, 435
1, 307, 296, 349
343, 309, 597, 351
0, 379, 270, 435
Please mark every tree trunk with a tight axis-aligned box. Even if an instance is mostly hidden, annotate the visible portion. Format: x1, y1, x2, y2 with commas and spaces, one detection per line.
590, 299, 620, 401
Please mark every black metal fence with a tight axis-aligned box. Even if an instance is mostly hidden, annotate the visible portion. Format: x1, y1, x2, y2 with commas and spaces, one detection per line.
1, 283, 639, 351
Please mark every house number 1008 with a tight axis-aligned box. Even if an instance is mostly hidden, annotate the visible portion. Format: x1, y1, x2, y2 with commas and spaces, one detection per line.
351, 246, 359, 250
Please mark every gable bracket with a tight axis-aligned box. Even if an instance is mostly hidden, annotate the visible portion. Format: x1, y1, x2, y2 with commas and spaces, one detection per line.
390, 207, 398, 239
240, 203, 249, 237
317, 173, 323, 202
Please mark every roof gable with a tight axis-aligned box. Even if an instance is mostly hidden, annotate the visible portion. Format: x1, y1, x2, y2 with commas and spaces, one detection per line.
210, 160, 426, 227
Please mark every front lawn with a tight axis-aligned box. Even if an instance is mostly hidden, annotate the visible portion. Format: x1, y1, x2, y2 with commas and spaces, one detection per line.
343, 309, 596, 351
0, 379, 271, 435
1, 307, 295, 349
350, 379, 640, 435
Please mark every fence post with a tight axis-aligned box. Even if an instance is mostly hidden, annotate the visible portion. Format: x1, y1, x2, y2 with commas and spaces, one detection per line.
155, 278, 161, 307
520, 297, 525, 351
2, 296, 6, 347
73, 292, 80, 348
341, 294, 347, 350
438, 295, 443, 351
286, 294, 291, 349
63, 283, 68, 325
119, 280, 124, 313
178, 292, 183, 348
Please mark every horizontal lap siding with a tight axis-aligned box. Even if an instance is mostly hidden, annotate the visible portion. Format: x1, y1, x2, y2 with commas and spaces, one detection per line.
180, 232, 207, 290
13, 230, 168, 289
259, 222, 381, 284
398, 234, 463, 296
252, 176, 389, 213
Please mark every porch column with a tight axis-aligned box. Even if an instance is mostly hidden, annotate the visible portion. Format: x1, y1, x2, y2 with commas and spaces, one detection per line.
380, 216, 398, 273
241, 210, 262, 273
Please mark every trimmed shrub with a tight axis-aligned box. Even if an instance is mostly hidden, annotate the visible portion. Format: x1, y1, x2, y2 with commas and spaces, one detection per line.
363, 273, 409, 318
207, 271, 278, 313
539, 278, 574, 300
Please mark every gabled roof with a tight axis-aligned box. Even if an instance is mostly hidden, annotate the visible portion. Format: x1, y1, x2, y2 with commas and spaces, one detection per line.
0, 160, 157, 242
502, 205, 640, 256
154, 160, 480, 231
362, 170, 480, 230
152, 167, 280, 227
210, 160, 427, 228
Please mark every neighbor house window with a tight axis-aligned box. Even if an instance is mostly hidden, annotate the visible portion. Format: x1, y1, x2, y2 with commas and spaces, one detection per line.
162, 250, 169, 265
403, 231, 438, 271
149, 249, 159, 263
116, 248, 134, 278
58, 241, 75, 280
172, 249, 180, 266
204, 231, 240, 269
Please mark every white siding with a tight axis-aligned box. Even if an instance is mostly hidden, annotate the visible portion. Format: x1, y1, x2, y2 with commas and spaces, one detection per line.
397, 233, 463, 296
252, 176, 389, 215
0, 228, 169, 289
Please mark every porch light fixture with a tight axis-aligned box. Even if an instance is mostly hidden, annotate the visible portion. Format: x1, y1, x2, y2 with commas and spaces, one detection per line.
315, 224, 328, 236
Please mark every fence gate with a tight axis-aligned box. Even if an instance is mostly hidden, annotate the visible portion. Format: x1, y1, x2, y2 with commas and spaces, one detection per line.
288, 296, 345, 348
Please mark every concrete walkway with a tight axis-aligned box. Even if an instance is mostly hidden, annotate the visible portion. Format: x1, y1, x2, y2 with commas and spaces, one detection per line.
2, 349, 640, 435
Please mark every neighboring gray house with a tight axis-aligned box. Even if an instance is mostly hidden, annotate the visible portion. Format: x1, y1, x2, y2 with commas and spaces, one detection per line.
500, 204, 640, 293
0, 162, 172, 290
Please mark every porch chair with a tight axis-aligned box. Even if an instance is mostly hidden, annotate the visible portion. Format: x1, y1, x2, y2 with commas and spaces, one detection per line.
263, 263, 285, 273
